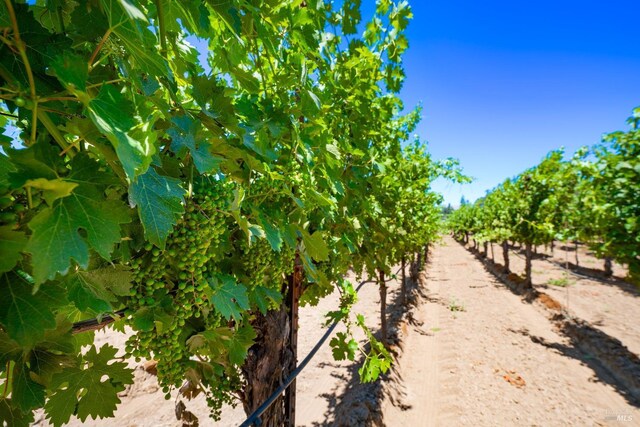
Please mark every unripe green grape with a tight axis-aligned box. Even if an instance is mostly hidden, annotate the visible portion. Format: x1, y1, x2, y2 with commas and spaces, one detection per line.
0, 197, 13, 209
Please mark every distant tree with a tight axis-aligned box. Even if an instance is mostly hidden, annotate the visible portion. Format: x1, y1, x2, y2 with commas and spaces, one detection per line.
460, 196, 468, 206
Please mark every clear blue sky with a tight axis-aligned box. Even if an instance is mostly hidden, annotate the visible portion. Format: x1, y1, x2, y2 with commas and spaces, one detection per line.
383, 0, 640, 205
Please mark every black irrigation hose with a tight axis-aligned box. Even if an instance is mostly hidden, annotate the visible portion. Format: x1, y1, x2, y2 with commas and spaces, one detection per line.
239, 278, 376, 427
69, 269, 403, 425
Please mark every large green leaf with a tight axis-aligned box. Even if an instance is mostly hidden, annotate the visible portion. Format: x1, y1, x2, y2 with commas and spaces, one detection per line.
302, 230, 329, 262
0, 272, 67, 346
65, 265, 133, 313
26, 188, 130, 284
167, 116, 221, 173
100, 0, 167, 77
0, 226, 27, 273
67, 273, 113, 313
0, 398, 34, 427
52, 51, 88, 92
11, 363, 45, 412
87, 86, 153, 179
128, 167, 184, 248
44, 345, 133, 426
226, 324, 256, 365
258, 214, 283, 252
208, 275, 249, 322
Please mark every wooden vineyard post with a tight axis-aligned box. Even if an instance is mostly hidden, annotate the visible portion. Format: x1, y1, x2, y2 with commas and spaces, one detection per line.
524, 242, 533, 288
502, 240, 510, 273
284, 251, 303, 427
379, 268, 387, 345
401, 255, 407, 305
604, 257, 613, 277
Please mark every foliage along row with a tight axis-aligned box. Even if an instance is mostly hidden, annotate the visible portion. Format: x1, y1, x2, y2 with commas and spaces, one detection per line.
0, 0, 465, 425
448, 108, 640, 287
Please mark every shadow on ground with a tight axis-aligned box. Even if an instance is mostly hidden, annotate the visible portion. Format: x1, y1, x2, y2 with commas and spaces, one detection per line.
456, 238, 640, 407
310, 260, 429, 426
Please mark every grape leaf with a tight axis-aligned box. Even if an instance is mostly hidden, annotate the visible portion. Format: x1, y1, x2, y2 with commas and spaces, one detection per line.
301, 230, 329, 262
0, 272, 67, 346
72, 265, 133, 298
28, 319, 77, 385
67, 273, 113, 313
208, 275, 249, 322
44, 345, 133, 427
87, 85, 153, 179
0, 226, 27, 273
249, 285, 282, 315
342, 0, 362, 35
12, 363, 45, 412
131, 307, 154, 332
6, 143, 63, 188
26, 189, 130, 284
167, 116, 221, 174
329, 332, 358, 361
65, 264, 132, 313
0, 331, 21, 365
358, 352, 390, 383
226, 324, 256, 365
0, 398, 34, 427
23, 178, 78, 206
128, 167, 185, 248
52, 51, 88, 92
100, 0, 167, 77
258, 214, 282, 251
67, 2, 109, 43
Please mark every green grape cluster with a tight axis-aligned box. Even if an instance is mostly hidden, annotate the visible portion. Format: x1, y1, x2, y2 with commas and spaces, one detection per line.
125, 179, 233, 397
240, 177, 296, 293
239, 236, 295, 295
204, 372, 243, 420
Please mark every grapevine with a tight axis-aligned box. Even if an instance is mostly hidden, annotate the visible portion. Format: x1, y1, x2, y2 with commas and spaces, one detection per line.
0, 0, 465, 425
448, 109, 640, 287
125, 178, 233, 404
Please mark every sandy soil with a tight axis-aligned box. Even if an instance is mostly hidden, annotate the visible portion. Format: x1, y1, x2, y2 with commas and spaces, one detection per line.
31, 237, 640, 426
33, 271, 393, 427
486, 242, 640, 358
383, 237, 639, 426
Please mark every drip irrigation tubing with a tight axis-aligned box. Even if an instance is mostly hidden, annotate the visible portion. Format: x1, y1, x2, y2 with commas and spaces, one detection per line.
68, 267, 406, 426
239, 277, 378, 427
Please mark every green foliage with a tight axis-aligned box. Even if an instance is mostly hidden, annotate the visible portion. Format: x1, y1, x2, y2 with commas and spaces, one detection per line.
209, 275, 250, 322
128, 167, 184, 248
44, 345, 133, 426
0, 0, 460, 422
0, 272, 66, 346
448, 107, 640, 285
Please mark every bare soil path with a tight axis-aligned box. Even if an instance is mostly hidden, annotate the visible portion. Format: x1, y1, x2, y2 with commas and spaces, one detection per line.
384, 236, 639, 426
501, 243, 640, 358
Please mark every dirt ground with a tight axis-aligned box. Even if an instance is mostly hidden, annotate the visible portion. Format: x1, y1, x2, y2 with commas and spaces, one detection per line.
383, 237, 639, 426
33, 271, 392, 427
500, 242, 640, 358
32, 237, 639, 426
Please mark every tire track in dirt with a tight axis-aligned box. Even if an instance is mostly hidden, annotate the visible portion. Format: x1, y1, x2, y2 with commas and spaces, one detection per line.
384, 237, 639, 426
